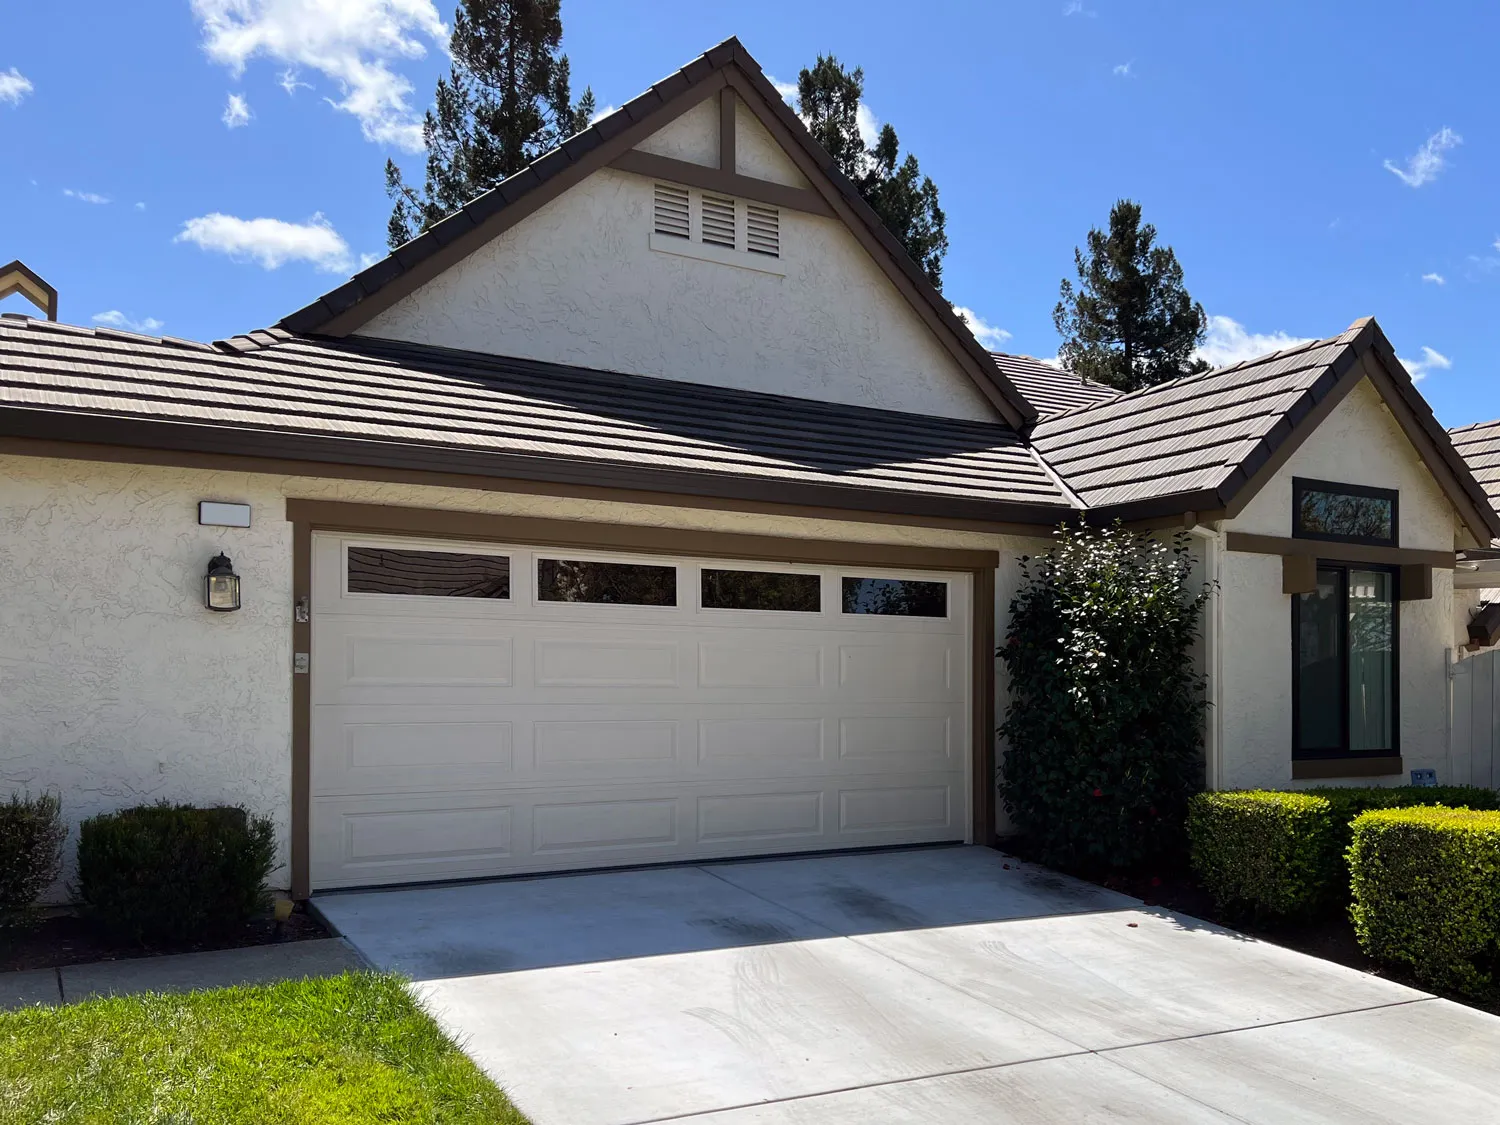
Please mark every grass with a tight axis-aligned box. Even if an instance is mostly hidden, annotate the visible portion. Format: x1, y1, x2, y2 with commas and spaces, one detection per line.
0, 970, 530, 1124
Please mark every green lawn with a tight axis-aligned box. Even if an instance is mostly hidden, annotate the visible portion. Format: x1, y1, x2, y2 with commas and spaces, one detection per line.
0, 970, 529, 1124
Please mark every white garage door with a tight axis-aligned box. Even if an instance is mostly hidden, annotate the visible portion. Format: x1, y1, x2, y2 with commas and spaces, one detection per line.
310, 533, 971, 889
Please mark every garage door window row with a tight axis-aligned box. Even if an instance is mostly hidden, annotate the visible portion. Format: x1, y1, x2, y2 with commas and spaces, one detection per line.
346, 546, 947, 617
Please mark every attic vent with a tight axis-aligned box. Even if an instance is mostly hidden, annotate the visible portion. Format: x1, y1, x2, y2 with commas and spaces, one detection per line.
701, 195, 736, 248
653, 183, 689, 239
745, 203, 779, 258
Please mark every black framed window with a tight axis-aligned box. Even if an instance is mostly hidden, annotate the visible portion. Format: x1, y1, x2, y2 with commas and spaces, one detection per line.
701, 569, 821, 612
1293, 478, 1397, 546
348, 547, 510, 599
1293, 564, 1398, 758
841, 577, 948, 617
537, 559, 677, 606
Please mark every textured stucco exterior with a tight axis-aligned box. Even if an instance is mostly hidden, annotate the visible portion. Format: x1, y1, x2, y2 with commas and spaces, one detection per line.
358, 169, 995, 422
1215, 377, 1464, 790
0, 453, 1044, 894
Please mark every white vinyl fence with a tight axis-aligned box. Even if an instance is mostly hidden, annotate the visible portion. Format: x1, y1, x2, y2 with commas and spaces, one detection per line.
1450, 648, 1499, 789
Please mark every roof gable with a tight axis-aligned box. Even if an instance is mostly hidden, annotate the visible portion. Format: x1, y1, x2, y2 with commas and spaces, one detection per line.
279, 37, 1036, 430
1031, 317, 1500, 542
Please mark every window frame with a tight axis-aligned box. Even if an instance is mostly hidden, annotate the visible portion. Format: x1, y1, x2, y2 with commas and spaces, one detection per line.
698, 566, 822, 614
1290, 560, 1401, 761
343, 542, 513, 602
1291, 477, 1399, 547
839, 575, 951, 620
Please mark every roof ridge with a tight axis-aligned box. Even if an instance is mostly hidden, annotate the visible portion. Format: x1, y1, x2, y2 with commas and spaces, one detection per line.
0, 313, 218, 353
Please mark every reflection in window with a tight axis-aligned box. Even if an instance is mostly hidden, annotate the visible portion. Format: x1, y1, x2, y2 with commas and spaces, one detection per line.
348, 547, 510, 599
702, 569, 820, 612
841, 577, 947, 617
537, 559, 677, 605
1294, 479, 1396, 544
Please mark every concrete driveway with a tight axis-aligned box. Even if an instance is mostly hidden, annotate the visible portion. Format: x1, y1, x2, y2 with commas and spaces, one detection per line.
315, 846, 1500, 1124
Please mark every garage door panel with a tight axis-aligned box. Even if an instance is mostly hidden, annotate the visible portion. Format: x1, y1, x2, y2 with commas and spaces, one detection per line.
312, 708, 515, 794
311, 532, 972, 889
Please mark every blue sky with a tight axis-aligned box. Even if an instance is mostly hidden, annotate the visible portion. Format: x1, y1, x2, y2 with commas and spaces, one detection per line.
2, 1, 1496, 424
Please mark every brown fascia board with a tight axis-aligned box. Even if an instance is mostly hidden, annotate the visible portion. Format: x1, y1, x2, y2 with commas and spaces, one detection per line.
0, 260, 59, 321
0, 406, 1076, 529
277, 36, 1038, 432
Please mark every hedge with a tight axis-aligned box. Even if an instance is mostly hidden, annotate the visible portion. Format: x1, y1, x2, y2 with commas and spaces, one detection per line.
1187, 791, 1332, 919
0, 792, 67, 931
1188, 785, 1500, 919
76, 803, 276, 944
1348, 807, 1500, 996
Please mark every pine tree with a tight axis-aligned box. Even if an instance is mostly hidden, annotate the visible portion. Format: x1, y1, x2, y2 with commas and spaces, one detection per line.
1053, 200, 1208, 391
385, 0, 595, 249
795, 56, 948, 289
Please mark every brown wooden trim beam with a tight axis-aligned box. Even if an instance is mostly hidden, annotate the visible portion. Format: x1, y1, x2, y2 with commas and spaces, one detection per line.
1292, 755, 1404, 780
1226, 531, 1455, 569
282, 498, 1001, 571
289, 518, 312, 900
719, 87, 736, 172
611, 148, 834, 217
971, 566, 997, 846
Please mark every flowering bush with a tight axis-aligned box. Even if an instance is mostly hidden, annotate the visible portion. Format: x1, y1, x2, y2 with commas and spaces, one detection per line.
999, 521, 1209, 871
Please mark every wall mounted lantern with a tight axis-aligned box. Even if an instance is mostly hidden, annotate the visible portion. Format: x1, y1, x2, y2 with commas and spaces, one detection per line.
205, 553, 241, 612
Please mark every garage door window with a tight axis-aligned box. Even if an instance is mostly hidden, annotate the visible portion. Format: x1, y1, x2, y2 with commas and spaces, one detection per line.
842, 577, 947, 617
347, 547, 511, 599
701, 568, 820, 612
537, 558, 677, 605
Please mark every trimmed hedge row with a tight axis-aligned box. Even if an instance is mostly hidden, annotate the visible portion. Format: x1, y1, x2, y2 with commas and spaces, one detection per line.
77, 803, 276, 944
1349, 807, 1500, 996
1187, 785, 1500, 920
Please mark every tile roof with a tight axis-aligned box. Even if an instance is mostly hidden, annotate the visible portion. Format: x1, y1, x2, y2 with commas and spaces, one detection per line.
1449, 418, 1500, 512
988, 353, 1120, 417
277, 36, 1037, 430
0, 316, 1070, 520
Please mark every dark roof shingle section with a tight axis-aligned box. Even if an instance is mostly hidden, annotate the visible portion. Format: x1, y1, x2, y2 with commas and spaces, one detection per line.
989, 353, 1120, 417
1449, 419, 1500, 511
0, 317, 1068, 513
1031, 326, 1368, 511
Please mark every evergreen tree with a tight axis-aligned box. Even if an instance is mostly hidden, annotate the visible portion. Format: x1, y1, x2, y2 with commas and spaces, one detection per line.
386, 0, 595, 249
795, 56, 948, 288
1053, 200, 1209, 391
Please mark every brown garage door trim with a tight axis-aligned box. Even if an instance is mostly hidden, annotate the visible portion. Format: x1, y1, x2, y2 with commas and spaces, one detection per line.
288, 499, 1000, 898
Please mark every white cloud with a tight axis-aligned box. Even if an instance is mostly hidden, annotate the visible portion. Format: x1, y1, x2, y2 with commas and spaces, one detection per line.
63, 188, 110, 204
175, 212, 353, 272
222, 92, 252, 128
1422, 272, 1445, 285
1113, 61, 1134, 78
190, 0, 447, 151
134, 201, 146, 211
768, 76, 798, 104
357, 250, 383, 270
92, 310, 165, 335
0, 67, 33, 106
1196, 315, 1314, 368
1401, 345, 1451, 382
1063, 1, 1097, 14
587, 104, 616, 125
1384, 127, 1461, 188
954, 307, 1012, 350
278, 68, 312, 96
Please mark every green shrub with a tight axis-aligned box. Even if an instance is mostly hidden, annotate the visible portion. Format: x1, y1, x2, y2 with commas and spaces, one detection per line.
0, 792, 67, 931
1313, 785, 1500, 865
999, 522, 1209, 872
1187, 791, 1334, 919
1348, 806, 1500, 996
76, 803, 276, 944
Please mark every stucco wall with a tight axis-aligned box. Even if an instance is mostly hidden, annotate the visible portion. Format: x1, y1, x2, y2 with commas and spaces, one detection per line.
0, 453, 1044, 894
1217, 376, 1462, 789
359, 170, 994, 422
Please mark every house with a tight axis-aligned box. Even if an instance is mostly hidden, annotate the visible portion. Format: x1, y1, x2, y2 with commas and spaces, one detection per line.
2, 38, 1496, 901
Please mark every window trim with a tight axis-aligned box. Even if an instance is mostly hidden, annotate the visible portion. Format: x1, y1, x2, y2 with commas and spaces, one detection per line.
1290, 560, 1401, 761
839, 575, 951, 620
698, 566, 822, 614
343, 542, 513, 601
1291, 477, 1399, 547
534, 555, 680, 608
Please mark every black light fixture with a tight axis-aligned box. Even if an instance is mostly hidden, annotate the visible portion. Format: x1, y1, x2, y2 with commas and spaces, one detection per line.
205, 553, 241, 612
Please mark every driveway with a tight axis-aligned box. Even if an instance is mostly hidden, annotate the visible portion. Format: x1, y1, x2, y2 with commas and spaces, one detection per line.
316, 846, 1500, 1124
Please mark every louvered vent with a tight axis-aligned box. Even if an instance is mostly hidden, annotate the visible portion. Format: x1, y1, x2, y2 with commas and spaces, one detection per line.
653, 183, 689, 239
746, 204, 779, 257
701, 195, 736, 248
